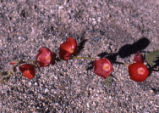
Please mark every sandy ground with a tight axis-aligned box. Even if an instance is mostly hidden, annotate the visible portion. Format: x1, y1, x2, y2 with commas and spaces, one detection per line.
0, 0, 159, 112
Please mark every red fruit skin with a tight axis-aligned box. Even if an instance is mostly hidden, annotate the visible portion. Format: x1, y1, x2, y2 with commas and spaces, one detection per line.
133, 52, 144, 63
93, 58, 113, 79
59, 37, 77, 60
10, 61, 17, 65
19, 64, 35, 79
36, 47, 55, 67
128, 63, 149, 82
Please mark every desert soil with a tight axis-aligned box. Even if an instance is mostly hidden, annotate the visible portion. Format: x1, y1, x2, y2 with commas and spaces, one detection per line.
0, 0, 159, 113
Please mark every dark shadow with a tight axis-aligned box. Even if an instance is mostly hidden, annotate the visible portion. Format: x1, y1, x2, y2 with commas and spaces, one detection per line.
98, 52, 119, 64
131, 37, 150, 52
118, 44, 132, 58
98, 37, 150, 59
74, 39, 88, 56
151, 88, 159, 94
55, 57, 61, 62
118, 37, 150, 58
106, 53, 118, 63
97, 52, 109, 58
86, 61, 94, 70
73, 31, 88, 56
98, 53, 120, 64
87, 37, 150, 70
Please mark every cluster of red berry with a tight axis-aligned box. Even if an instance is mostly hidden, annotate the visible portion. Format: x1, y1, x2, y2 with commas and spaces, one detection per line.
9, 37, 150, 83
94, 52, 149, 82
129, 52, 149, 82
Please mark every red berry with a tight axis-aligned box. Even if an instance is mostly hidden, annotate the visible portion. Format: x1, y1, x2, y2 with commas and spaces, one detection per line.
19, 64, 35, 79
36, 47, 55, 67
133, 52, 144, 63
59, 37, 77, 60
10, 61, 17, 65
128, 62, 149, 82
93, 58, 113, 79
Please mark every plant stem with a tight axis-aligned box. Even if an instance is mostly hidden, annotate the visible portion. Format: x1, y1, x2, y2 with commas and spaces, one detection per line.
72, 56, 97, 60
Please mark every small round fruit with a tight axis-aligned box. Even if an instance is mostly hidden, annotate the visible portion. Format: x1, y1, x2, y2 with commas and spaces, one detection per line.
36, 47, 55, 67
133, 52, 144, 63
128, 62, 149, 82
19, 64, 35, 79
93, 58, 113, 79
59, 37, 77, 60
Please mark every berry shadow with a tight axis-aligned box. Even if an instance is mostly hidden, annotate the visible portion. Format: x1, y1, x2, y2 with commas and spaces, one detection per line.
75, 39, 88, 56
87, 37, 150, 70
118, 37, 150, 58
74, 31, 88, 56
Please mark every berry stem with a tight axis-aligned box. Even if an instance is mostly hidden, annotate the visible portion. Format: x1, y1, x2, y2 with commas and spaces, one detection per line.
72, 56, 97, 60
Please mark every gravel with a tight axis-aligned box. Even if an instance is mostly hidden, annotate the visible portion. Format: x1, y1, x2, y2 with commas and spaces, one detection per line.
0, 0, 159, 112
